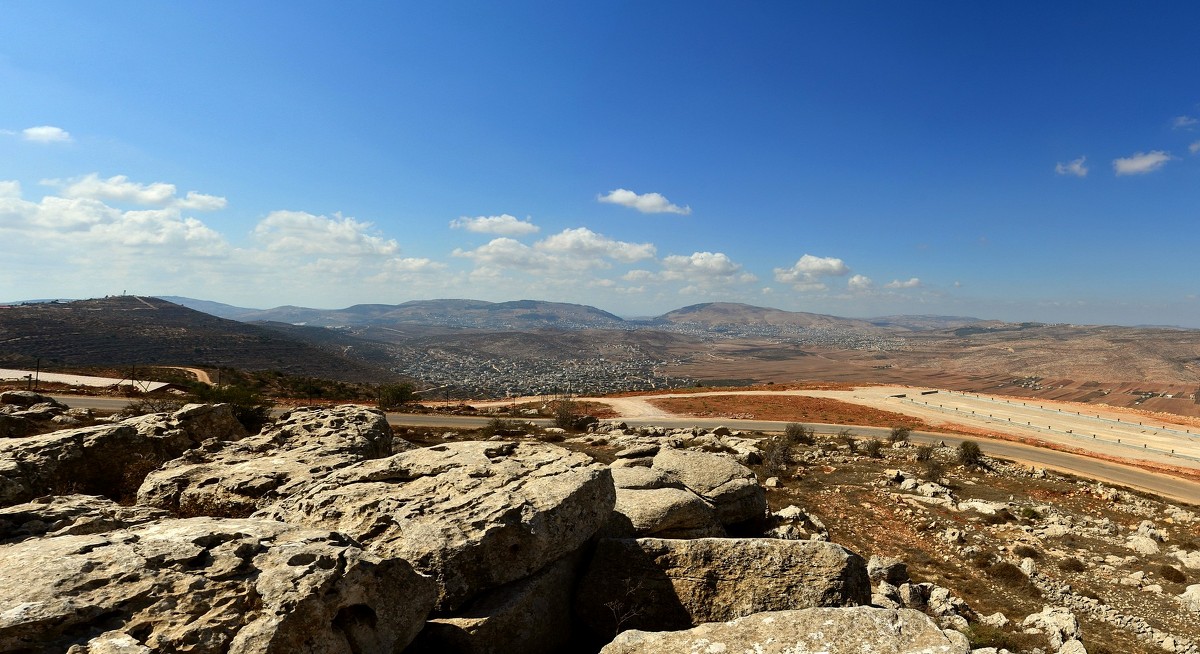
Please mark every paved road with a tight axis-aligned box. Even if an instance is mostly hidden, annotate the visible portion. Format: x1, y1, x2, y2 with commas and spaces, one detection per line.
50, 395, 1200, 504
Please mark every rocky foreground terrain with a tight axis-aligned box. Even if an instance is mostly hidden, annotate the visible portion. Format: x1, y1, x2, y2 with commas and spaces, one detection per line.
0, 390, 1197, 653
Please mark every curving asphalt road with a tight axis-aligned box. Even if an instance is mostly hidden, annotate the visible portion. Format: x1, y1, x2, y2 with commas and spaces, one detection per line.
50, 395, 1200, 505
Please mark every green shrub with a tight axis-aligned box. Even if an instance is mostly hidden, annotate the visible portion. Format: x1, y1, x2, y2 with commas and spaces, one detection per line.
888, 426, 911, 443
863, 438, 883, 458
914, 444, 934, 461
958, 440, 984, 469
784, 423, 816, 445
191, 384, 274, 433
377, 382, 416, 410
552, 398, 581, 430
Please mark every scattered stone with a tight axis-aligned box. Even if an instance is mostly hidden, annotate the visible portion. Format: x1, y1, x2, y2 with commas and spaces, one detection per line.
1022, 605, 1082, 650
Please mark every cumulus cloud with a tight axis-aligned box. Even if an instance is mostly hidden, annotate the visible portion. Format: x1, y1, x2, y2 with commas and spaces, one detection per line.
597, 188, 691, 215
253, 211, 400, 257
1055, 156, 1088, 177
46, 173, 228, 210
449, 214, 539, 235
773, 254, 850, 291
22, 125, 72, 143
1112, 151, 1172, 175
453, 227, 656, 277
175, 191, 228, 211
1190, 141, 1200, 155
848, 274, 873, 291
885, 277, 922, 289
536, 227, 656, 263
1173, 115, 1198, 129
661, 252, 754, 281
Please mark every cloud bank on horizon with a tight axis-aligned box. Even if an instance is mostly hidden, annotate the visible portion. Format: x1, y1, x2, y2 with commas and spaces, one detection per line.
0, 4, 1198, 327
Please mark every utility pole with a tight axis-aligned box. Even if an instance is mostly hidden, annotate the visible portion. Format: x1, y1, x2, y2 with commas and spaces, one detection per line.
33, 357, 40, 391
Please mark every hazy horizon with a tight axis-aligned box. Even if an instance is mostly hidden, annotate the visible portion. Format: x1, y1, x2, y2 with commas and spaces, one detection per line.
2, 4, 1198, 327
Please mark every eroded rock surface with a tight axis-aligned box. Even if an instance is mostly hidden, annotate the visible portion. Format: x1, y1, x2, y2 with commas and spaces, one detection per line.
0, 494, 168, 544
599, 607, 970, 654
576, 536, 870, 634
260, 440, 615, 612
0, 404, 245, 507
137, 405, 394, 517
0, 517, 436, 653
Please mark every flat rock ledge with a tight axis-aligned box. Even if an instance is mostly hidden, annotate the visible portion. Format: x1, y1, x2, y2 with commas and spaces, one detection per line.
259, 440, 616, 612
0, 516, 436, 653
600, 607, 971, 654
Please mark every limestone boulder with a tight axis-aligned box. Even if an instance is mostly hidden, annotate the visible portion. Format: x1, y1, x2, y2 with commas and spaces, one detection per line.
0, 391, 66, 409
649, 447, 767, 526
605, 487, 724, 539
1021, 605, 1082, 651
137, 405, 394, 517
0, 494, 168, 544
0, 517, 436, 653
1181, 584, 1200, 613
260, 440, 615, 612
406, 552, 582, 654
599, 607, 970, 654
0, 404, 245, 507
576, 537, 870, 634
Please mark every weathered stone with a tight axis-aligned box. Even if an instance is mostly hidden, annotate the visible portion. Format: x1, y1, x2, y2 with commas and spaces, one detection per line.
0, 494, 168, 544
576, 537, 870, 635
1022, 605, 1082, 650
868, 555, 910, 586
1126, 535, 1161, 555
599, 607, 970, 654
0, 391, 66, 409
0, 517, 436, 653
137, 405, 393, 517
605, 487, 724, 539
1059, 639, 1088, 654
650, 447, 766, 526
0, 405, 245, 507
1180, 585, 1200, 613
261, 440, 615, 612
407, 552, 581, 654
608, 465, 676, 490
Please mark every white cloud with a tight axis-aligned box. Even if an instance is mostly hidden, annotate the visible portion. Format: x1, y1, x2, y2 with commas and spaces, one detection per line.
884, 277, 922, 289
54, 173, 177, 205
22, 125, 72, 143
1173, 115, 1198, 129
449, 214, 539, 235
773, 254, 850, 291
453, 237, 544, 271
1054, 156, 1088, 177
253, 211, 400, 257
175, 191, 228, 211
848, 274, 873, 291
659, 252, 757, 287
597, 188, 691, 215
536, 227, 656, 263
1112, 151, 1172, 176
1190, 141, 1200, 155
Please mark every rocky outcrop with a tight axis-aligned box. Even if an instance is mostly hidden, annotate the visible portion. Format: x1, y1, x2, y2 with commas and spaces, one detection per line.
576, 537, 870, 634
605, 486, 724, 538
1021, 605, 1083, 651
137, 405, 394, 517
649, 447, 766, 526
0, 494, 168, 544
0, 391, 66, 409
260, 440, 615, 612
0, 517, 436, 653
407, 552, 582, 654
599, 607, 970, 654
0, 404, 245, 507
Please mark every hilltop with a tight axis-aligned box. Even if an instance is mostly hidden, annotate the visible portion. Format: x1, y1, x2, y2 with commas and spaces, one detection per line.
0, 296, 395, 383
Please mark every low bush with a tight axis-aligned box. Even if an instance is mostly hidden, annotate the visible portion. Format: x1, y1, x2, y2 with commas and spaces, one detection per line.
986, 562, 1041, 597
914, 444, 934, 461
1159, 565, 1187, 584
863, 438, 883, 458
784, 423, 816, 445
1012, 544, 1041, 559
1057, 557, 1087, 573
958, 440, 984, 469
888, 426, 911, 443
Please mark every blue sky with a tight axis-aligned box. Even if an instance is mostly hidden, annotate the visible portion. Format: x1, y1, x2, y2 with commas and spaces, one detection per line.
1, 2, 1198, 326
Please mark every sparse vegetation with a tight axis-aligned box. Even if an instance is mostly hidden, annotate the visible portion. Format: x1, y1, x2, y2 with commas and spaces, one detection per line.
957, 440, 984, 469
1057, 557, 1087, 573
190, 383, 275, 433
553, 398, 582, 430
1012, 544, 1041, 560
888, 426, 911, 443
784, 422, 816, 445
862, 438, 883, 458
914, 444, 934, 461
377, 382, 417, 411
1159, 565, 1187, 584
